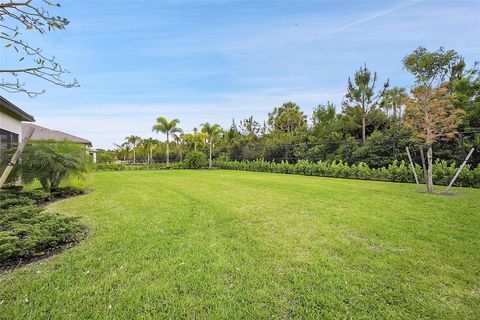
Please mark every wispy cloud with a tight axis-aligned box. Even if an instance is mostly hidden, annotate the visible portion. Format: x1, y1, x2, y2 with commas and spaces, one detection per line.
160, 0, 424, 90
3, 0, 479, 148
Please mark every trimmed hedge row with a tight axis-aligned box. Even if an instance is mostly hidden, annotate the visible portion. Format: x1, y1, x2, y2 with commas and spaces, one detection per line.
95, 162, 188, 171
214, 159, 480, 188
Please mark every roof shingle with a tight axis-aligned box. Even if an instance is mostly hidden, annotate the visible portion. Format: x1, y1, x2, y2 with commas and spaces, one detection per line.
22, 123, 92, 146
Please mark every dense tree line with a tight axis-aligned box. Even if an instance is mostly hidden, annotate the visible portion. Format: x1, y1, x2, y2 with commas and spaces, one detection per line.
102, 47, 479, 175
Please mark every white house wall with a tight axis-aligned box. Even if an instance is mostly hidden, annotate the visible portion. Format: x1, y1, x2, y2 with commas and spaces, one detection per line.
0, 111, 23, 141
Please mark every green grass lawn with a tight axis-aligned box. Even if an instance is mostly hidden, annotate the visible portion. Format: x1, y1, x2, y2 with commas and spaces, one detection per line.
1, 170, 479, 319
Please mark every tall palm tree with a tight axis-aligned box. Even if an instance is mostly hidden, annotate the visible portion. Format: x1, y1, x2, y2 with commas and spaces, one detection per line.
125, 135, 142, 164
193, 127, 199, 151
141, 138, 157, 163
171, 133, 184, 162
201, 122, 223, 169
382, 87, 408, 124
114, 142, 131, 161
194, 131, 207, 151
152, 117, 182, 167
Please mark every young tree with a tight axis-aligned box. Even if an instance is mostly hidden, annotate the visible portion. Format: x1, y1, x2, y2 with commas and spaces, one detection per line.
0, 0, 78, 96
312, 102, 343, 140
268, 102, 307, 133
125, 135, 141, 164
201, 122, 223, 169
240, 116, 261, 136
225, 118, 241, 143
343, 64, 389, 145
152, 117, 182, 167
403, 47, 466, 193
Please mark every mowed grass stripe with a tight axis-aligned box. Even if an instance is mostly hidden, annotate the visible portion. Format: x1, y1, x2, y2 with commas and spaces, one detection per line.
1, 170, 479, 319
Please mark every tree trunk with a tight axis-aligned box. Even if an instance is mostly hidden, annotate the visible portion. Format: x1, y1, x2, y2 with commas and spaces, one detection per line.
426, 145, 433, 193
51, 179, 60, 191
166, 134, 170, 167
209, 142, 212, 169
361, 114, 366, 145
39, 177, 50, 192
51, 172, 64, 191
133, 148, 136, 164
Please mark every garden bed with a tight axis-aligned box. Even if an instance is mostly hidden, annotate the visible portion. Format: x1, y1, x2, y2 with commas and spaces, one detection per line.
0, 185, 88, 270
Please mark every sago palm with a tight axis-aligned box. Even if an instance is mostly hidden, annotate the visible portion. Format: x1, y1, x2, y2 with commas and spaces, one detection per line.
152, 117, 182, 167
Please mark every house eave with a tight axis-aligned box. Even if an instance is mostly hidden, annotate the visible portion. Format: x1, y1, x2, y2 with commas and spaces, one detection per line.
0, 96, 35, 122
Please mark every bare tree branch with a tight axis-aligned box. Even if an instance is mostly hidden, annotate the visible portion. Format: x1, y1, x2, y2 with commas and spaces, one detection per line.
0, 0, 78, 97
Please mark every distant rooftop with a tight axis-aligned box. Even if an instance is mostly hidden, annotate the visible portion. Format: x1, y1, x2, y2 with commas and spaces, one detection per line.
22, 123, 92, 146
0, 96, 35, 122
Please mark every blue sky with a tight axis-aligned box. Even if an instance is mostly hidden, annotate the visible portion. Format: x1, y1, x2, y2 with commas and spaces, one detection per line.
2, 0, 479, 148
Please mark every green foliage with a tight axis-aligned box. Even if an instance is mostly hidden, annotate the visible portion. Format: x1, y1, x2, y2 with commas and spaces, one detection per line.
20, 189, 53, 204
0, 205, 84, 263
0, 191, 84, 264
50, 186, 86, 199
0, 197, 34, 209
352, 128, 415, 168
343, 63, 389, 144
402, 47, 462, 86
214, 159, 480, 187
152, 117, 181, 136
111, 47, 480, 170
0, 186, 52, 204
452, 68, 480, 128
97, 149, 116, 164
95, 162, 188, 171
14, 141, 89, 192
268, 102, 307, 133
184, 150, 207, 169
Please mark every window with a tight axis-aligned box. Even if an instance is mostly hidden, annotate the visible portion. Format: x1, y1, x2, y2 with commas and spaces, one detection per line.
0, 129, 19, 160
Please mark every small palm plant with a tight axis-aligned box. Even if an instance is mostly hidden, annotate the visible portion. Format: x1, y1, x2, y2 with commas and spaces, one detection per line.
15, 141, 89, 192
125, 135, 142, 164
152, 117, 182, 167
201, 123, 223, 169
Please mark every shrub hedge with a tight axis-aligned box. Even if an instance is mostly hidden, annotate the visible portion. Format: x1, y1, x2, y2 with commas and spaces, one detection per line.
184, 151, 207, 169
214, 159, 480, 188
0, 186, 85, 265
95, 162, 188, 171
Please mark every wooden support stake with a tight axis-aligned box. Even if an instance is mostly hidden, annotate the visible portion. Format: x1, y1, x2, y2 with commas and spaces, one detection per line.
446, 148, 475, 192
406, 147, 419, 186
419, 146, 428, 183
0, 127, 35, 188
